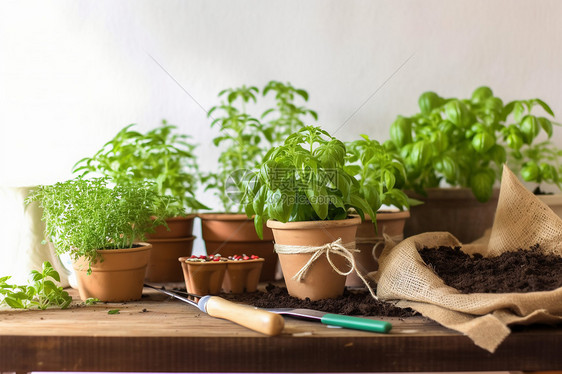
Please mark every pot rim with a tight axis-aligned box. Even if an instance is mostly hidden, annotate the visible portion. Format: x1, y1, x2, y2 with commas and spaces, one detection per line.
198, 213, 253, 221
266, 216, 361, 230
178, 256, 229, 266
95, 242, 152, 254
406, 187, 500, 200
363, 211, 410, 221
151, 214, 197, 221
146, 236, 196, 243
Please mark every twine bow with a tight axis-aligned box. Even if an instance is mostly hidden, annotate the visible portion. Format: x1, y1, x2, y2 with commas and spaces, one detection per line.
274, 238, 378, 300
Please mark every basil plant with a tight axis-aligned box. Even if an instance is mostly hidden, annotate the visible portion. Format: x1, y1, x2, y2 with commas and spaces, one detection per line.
243, 126, 376, 239
345, 135, 413, 213
387, 86, 560, 202
204, 81, 318, 213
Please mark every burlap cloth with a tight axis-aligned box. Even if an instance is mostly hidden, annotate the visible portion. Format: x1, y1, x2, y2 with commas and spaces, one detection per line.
373, 165, 562, 353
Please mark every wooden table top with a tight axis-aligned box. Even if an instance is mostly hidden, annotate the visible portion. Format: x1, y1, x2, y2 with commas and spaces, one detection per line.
0, 285, 561, 373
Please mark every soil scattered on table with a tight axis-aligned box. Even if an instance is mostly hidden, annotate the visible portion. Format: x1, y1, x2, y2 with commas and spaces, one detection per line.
419, 244, 562, 294
221, 284, 416, 318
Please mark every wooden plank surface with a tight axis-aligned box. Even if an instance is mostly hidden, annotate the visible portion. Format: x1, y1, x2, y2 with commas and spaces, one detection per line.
0, 287, 561, 372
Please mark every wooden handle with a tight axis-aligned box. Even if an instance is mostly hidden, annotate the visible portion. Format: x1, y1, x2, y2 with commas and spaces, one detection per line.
203, 296, 285, 336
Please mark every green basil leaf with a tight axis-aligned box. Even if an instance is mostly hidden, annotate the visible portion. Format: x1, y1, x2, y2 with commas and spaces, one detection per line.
305, 186, 328, 220
471, 131, 495, 153
520, 115, 540, 144
418, 91, 442, 116
521, 162, 540, 182
445, 100, 468, 127
410, 141, 432, 168
533, 98, 555, 117
390, 116, 412, 147
471, 86, 493, 104
538, 117, 553, 138
470, 171, 494, 203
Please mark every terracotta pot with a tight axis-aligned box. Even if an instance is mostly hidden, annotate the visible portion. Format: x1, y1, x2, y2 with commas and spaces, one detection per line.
199, 213, 278, 281
72, 242, 152, 302
145, 236, 195, 282
179, 257, 227, 296
538, 194, 562, 220
267, 217, 361, 300
405, 188, 500, 243
346, 211, 410, 287
147, 214, 196, 239
222, 258, 265, 293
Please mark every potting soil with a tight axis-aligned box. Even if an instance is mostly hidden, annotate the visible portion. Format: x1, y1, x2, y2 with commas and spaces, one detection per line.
419, 244, 562, 294
221, 284, 416, 318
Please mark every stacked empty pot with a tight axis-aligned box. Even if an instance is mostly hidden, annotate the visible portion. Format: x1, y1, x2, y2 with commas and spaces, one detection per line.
145, 215, 196, 282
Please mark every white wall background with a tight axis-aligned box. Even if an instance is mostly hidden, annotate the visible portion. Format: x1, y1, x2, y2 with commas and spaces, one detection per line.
2, 0, 562, 187
1, 0, 562, 262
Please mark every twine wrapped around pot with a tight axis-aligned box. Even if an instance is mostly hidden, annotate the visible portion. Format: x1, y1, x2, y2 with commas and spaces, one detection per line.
374, 165, 562, 353
275, 238, 377, 299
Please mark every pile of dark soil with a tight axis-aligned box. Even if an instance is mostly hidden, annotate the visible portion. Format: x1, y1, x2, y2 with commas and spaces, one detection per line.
221, 284, 416, 318
419, 245, 562, 294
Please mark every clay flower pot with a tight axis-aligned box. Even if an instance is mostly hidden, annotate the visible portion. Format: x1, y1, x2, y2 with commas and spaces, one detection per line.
145, 215, 196, 283
267, 217, 361, 300
199, 213, 278, 281
72, 242, 152, 302
405, 188, 500, 243
146, 215, 196, 239
346, 211, 410, 287
145, 236, 195, 282
179, 256, 228, 296
222, 256, 265, 293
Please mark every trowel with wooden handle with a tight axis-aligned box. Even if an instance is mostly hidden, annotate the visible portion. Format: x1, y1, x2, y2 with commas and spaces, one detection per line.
166, 287, 392, 333
143, 284, 285, 336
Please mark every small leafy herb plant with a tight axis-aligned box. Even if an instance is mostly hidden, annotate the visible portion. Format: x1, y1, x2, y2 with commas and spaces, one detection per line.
345, 135, 412, 213
73, 120, 208, 215
0, 261, 72, 310
261, 80, 318, 145
204, 85, 265, 213
26, 177, 172, 269
243, 126, 376, 239
388, 86, 561, 202
204, 81, 317, 212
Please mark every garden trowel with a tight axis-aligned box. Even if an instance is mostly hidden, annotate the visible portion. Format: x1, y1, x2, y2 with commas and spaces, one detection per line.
163, 287, 392, 333
143, 284, 285, 336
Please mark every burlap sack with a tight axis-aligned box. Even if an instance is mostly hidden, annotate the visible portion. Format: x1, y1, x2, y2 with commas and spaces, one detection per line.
373, 165, 562, 353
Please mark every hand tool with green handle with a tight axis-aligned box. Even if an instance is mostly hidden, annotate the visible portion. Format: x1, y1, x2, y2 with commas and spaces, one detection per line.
153, 287, 391, 334
264, 307, 392, 333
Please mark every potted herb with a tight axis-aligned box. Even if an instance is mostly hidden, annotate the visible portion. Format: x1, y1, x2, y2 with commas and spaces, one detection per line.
387, 86, 561, 242
200, 82, 317, 281
243, 126, 376, 300
73, 121, 208, 282
200, 84, 277, 279
26, 177, 171, 302
261, 80, 318, 144
344, 135, 413, 286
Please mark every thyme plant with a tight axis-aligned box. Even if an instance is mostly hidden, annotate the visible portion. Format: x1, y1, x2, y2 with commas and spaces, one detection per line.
26, 178, 172, 268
